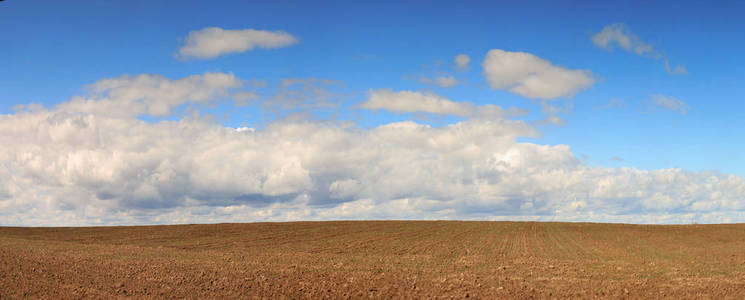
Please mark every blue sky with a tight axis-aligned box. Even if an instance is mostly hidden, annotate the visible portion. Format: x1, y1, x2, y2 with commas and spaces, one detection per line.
1, 1, 745, 225
3, 1, 744, 174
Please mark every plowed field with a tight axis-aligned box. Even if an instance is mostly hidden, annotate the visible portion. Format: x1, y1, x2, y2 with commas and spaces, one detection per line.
2, 221, 745, 299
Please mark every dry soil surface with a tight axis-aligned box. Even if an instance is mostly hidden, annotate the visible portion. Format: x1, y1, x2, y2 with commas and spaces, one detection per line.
1, 221, 745, 299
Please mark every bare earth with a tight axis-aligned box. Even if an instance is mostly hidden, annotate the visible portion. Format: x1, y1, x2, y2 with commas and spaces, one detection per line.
1, 221, 745, 299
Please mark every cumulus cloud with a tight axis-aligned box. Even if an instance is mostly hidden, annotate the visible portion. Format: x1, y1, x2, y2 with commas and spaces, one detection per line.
177, 27, 298, 59
3, 105, 745, 226
2, 73, 744, 226
652, 94, 689, 114
482, 49, 595, 99
361, 89, 520, 118
419, 76, 459, 88
58, 72, 242, 117
592, 23, 687, 75
454, 54, 471, 71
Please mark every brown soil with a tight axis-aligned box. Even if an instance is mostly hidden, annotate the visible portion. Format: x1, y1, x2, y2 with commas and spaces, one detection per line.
1, 221, 745, 299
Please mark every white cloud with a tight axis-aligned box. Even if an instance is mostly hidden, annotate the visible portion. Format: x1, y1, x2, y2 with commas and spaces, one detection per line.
361, 89, 519, 118
652, 94, 689, 114
454, 54, 471, 71
482, 49, 595, 99
177, 27, 298, 59
592, 23, 687, 75
2, 73, 744, 226
419, 76, 459, 88
59, 72, 242, 117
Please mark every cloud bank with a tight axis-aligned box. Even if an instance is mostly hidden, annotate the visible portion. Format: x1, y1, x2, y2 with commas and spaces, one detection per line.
177, 27, 298, 59
482, 49, 595, 99
2, 73, 744, 226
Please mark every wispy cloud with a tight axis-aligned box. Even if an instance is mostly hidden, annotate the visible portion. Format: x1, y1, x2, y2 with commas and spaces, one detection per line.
652, 94, 689, 114
419, 76, 459, 88
454, 54, 471, 71
269, 78, 346, 110
592, 23, 687, 75
597, 98, 626, 110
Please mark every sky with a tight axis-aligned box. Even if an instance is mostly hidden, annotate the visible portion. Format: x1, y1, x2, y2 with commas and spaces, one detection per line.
1, 0, 745, 226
